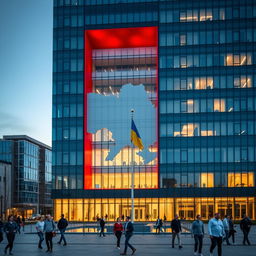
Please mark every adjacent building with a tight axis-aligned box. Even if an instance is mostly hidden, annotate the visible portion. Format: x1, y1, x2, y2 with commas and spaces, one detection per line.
52, 0, 256, 221
0, 135, 52, 217
0, 160, 12, 219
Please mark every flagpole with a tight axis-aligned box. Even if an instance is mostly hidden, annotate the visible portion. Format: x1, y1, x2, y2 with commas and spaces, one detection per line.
131, 109, 135, 223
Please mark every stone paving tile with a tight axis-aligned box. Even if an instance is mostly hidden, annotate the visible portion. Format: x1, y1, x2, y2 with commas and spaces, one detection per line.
0, 229, 255, 256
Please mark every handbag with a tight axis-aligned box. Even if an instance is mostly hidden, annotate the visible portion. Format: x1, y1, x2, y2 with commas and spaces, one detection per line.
51, 221, 56, 237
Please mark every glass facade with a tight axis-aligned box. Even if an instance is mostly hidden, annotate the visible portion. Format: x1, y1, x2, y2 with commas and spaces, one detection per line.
55, 197, 255, 221
39, 149, 53, 213
0, 136, 52, 217
17, 140, 39, 204
52, 0, 256, 220
0, 140, 13, 163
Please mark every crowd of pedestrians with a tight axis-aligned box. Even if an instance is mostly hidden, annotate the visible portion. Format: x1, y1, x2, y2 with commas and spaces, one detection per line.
0, 212, 254, 255
191, 213, 253, 256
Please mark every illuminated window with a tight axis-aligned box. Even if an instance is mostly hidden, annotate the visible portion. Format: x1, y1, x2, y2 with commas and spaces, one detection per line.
226, 54, 233, 65
187, 100, 194, 112
234, 54, 240, 66
207, 77, 214, 89
180, 123, 188, 136
234, 76, 252, 88
180, 11, 186, 22
241, 75, 252, 88
226, 53, 252, 66
193, 10, 199, 21
200, 77, 207, 89
199, 9, 206, 21
200, 173, 214, 187
214, 99, 225, 112
228, 172, 254, 187
206, 9, 213, 20
219, 8, 225, 20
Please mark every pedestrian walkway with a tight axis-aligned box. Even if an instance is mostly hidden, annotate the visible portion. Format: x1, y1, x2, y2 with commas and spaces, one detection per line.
0, 226, 255, 256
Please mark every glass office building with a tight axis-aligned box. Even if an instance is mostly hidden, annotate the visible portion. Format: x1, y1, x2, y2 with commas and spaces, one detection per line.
52, 0, 256, 221
0, 136, 52, 217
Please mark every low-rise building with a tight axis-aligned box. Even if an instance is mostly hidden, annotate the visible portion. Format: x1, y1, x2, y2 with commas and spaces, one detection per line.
0, 135, 52, 218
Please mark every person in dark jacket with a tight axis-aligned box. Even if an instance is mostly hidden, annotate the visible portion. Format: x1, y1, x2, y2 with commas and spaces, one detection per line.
113, 217, 123, 249
15, 216, 21, 234
99, 218, 106, 237
0, 218, 3, 244
155, 217, 163, 234
4, 215, 18, 255
120, 216, 136, 255
191, 215, 204, 256
240, 214, 252, 245
228, 216, 236, 244
171, 214, 182, 249
21, 216, 25, 232
57, 214, 68, 246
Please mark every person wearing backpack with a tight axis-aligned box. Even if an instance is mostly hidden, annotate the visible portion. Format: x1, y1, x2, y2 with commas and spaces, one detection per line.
57, 214, 68, 246
43, 214, 56, 252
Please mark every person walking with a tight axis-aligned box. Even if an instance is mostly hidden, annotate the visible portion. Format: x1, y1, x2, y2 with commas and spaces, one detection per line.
120, 216, 136, 255
21, 216, 25, 232
155, 217, 162, 234
4, 215, 18, 255
228, 216, 236, 244
191, 214, 204, 256
0, 217, 3, 244
171, 214, 182, 249
208, 213, 225, 256
240, 214, 252, 245
15, 216, 21, 234
36, 217, 45, 249
44, 214, 56, 253
222, 215, 231, 245
114, 217, 123, 249
99, 218, 106, 237
57, 214, 68, 246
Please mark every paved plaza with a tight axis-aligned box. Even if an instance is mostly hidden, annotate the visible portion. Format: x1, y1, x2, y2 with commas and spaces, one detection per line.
0, 226, 255, 256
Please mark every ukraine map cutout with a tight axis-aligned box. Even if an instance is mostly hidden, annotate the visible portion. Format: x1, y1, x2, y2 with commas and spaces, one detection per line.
87, 84, 156, 164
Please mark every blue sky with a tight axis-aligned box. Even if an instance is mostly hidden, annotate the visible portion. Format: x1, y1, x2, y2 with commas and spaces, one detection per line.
0, 0, 53, 146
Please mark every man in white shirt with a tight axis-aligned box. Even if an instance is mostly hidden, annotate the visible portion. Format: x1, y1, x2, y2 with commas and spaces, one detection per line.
208, 213, 225, 256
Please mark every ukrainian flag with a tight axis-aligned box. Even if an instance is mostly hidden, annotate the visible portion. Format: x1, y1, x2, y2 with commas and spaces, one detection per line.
131, 119, 144, 150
